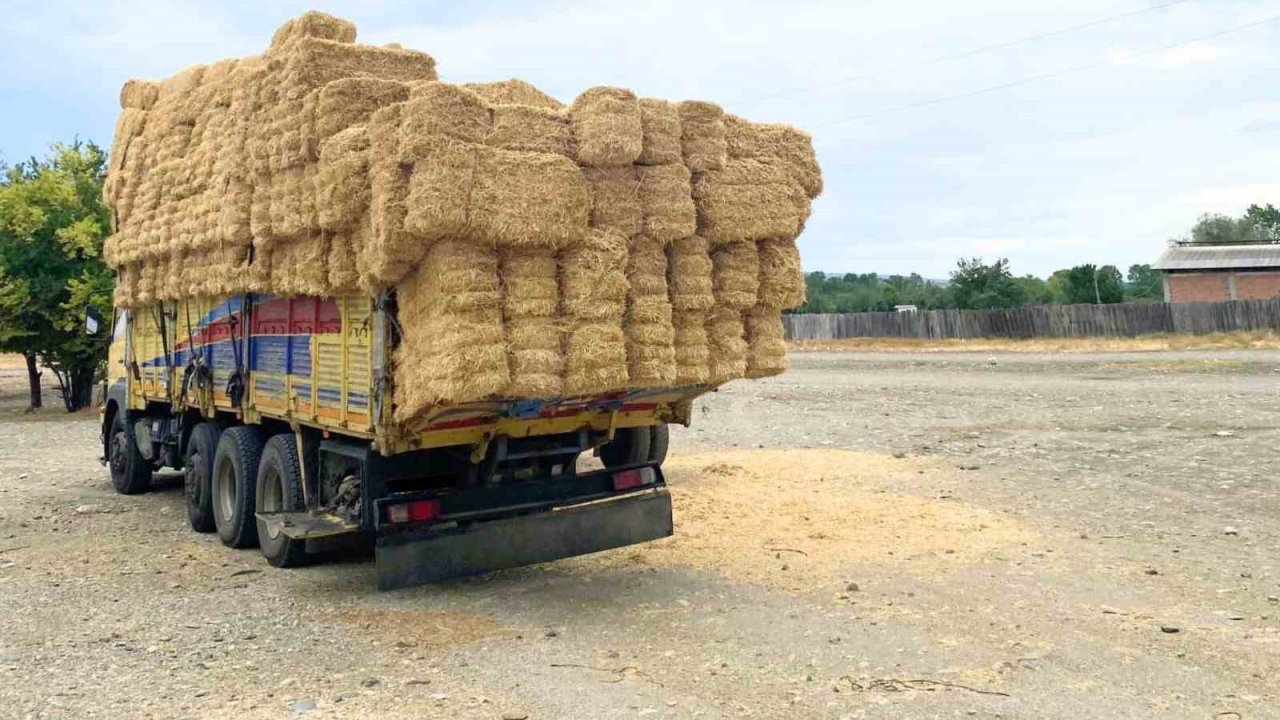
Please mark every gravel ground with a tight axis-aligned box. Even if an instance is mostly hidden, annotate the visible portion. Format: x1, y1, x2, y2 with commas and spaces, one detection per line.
1, 349, 1278, 719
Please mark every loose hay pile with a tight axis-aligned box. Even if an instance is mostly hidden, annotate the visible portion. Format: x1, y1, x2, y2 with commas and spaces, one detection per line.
102, 11, 822, 423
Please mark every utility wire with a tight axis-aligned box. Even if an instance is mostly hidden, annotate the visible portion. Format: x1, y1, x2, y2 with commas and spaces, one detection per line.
736, 0, 1199, 107
816, 12, 1280, 127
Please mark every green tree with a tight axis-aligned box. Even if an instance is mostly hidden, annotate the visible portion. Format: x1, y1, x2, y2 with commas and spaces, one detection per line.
1125, 263, 1163, 302
1013, 274, 1052, 305
0, 141, 113, 411
1059, 264, 1125, 304
1046, 269, 1072, 304
1187, 213, 1263, 245
948, 257, 1026, 309
1245, 204, 1280, 241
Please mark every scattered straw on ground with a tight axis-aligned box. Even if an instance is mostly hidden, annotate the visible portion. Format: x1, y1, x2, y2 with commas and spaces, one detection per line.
790, 331, 1280, 354
582, 448, 1032, 591
329, 606, 508, 650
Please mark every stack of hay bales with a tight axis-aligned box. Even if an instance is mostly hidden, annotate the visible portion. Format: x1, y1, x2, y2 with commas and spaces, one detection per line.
101, 11, 821, 424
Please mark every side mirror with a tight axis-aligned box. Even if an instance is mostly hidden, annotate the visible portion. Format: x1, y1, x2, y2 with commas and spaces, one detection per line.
85, 309, 100, 335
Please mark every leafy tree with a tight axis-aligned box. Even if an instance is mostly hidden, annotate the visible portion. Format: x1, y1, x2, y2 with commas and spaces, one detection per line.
948, 257, 1025, 309
1046, 269, 1072, 305
1058, 264, 1125, 304
1245, 204, 1280, 241
1187, 213, 1263, 245
1125, 263, 1163, 302
1013, 274, 1052, 305
0, 141, 113, 411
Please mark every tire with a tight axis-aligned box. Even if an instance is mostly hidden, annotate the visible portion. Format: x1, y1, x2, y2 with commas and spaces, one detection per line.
255, 434, 309, 568
108, 411, 152, 495
184, 422, 221, 533
648, 423, 669, 466
599, 427, 651, 469
211, 425, 265, 549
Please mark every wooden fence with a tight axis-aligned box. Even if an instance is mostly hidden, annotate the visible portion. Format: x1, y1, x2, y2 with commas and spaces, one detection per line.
783, 299, 1280, 341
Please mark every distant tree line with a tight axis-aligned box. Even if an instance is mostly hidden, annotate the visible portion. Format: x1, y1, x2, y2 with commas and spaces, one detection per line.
797, 258, 1163, 314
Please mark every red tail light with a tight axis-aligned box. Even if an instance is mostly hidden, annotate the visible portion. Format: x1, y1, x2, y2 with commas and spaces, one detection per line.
613, 467, 655, 491
386, 499, 441, 524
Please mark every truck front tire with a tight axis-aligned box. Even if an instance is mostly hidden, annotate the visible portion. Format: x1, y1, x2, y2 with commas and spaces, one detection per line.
184, 422, 221, 532
211, 426, 265, 549
108, 411, 152, 495
256, 434, 309, 568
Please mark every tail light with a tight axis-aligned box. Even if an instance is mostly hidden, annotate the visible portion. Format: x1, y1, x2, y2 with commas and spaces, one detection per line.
612, 467, 656, 491
386, 499, 441, 524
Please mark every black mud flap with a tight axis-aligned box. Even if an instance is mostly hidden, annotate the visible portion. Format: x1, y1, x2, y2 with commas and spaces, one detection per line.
375, 488, 673, 591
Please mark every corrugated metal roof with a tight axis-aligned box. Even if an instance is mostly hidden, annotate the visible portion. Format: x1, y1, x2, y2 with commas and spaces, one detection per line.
1153, 244, 1280, 271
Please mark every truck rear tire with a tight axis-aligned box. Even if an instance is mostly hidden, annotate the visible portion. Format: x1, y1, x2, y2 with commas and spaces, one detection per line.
212, 426, 265, 549
600, 427, 651, 468
648, 423, 669, 466
256, 434, 309, 568
108, 411, 152, 495
184, 422, 221, 533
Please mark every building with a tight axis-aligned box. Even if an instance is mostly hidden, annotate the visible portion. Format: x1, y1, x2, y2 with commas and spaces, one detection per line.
1152, 243, 1280, 303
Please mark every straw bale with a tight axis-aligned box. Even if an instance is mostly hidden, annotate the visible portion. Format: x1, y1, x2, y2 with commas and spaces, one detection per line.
582, 166, 641, 237
399, 82, 492, 158
327, 227, 363, 293
271, 234, 331, 297
216, 177, 253, 245
560, 228, 628, 320
678, 100, 726, 172
469, 148, 589, 249
270, 12, 357, 49
667, 235, 714, 311
364, 103, 415, 286
712, 240, 759, 310
672, 311, 710, 385
501, 248, 559, 318
506, 316, 563, 397
278, 37, 437, 98
120, 80, 160, 110
569, 87, 642, 167
487, 104, 574, 157
706, 306, 747, 383
464, 79, 563, 110
402, 139, 477, 244
107, 109, 148, 183
314, 77, 409, 144
637, 163, 695, 244
724, 114, 823, 199
137, 263, 159, 305
623, 236, 675, 387
756, 237, 805, 310
744, 306, 787, 379
637, 98, 681, 166
114, 264, 140, 307
317, 125, 371, 231
692, 159, 809, 244
626, 235, 669, 298
563, 322, 628, 396
268, 165, 316, 239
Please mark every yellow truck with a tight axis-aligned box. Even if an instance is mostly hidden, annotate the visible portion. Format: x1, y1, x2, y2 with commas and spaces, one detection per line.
102, 292, 702, 589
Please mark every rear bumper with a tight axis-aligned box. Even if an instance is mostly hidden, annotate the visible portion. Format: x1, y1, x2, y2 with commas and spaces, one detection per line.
375, 487, 673, 590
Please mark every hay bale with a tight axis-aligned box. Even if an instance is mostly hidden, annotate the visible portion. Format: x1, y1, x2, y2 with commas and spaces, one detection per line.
327, 226, 364, 293
501, 247, 563, 397
672, 311, 710, 385
120, 80, 160, 110
270, 12, 357, 49
712, 240, 759, 310
678, 100, 726, 172
488, 104, 575, 157
637, 164, 695, 244
269, 234, 330, 297
464, 79, 563, 110
724, 114, 823, 199
561, 228, 628, 320
756, 238, 805, 310
317, 125, 371, 231
364, 103, 415, 286
314, 77, 409, 144
114, 264, 141, 308
637, 98, 681, 166
501, 248, 559, 318
278, 37, 437, 98
667, 235, 714, 311
569, 87, 642, 167
624, 236, 675, 388
563, 322, 628, 396
706, 306, 746, 383
399, 82, 492, 159
692, 159, 809, 244
582, 166, 641, 237
744, 306, 787, 379
394, 240, 508, 420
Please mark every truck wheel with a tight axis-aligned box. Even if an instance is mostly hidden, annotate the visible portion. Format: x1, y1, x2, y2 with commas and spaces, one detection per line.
648, 424, 669, 466
211, 426, 265, 549
256, 434, 309, 568
108, 411, 152, 495
600, 427, 651, 469
184, 423, 221, 533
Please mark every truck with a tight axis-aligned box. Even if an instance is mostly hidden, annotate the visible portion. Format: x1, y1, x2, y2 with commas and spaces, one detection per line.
101, 292, 703, 590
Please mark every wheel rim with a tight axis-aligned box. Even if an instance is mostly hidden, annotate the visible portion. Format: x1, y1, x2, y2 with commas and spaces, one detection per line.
214, 457, 236, 524
259, 464, 283, 540
110, 431, 128, 475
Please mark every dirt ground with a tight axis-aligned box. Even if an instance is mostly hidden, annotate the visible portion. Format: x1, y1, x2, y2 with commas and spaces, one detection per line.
1, 349, 1278, 719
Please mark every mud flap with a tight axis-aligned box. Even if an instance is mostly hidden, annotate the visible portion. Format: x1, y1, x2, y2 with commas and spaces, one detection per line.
375, 488, 673, 591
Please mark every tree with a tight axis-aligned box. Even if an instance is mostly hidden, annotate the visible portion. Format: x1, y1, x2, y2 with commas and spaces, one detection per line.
1245, 204, 1280, 241
1013, 274, 1052, 305
1187, 213, 1263, 245
948, 257, 1026, 310
1125, 263, 1163, 302
1058, 264, 1124, 304
0, 141, 113, 411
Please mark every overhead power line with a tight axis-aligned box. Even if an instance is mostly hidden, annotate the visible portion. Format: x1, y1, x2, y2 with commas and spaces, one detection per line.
817, 12, 1280, 127
736, 0, 1198, 107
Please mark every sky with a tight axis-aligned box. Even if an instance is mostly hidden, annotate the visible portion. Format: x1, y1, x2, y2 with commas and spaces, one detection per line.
3, 0, 1280, 279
